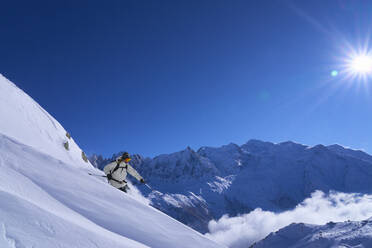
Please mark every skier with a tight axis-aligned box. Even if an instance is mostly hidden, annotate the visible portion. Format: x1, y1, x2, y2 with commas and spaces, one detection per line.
103, 152, 145, 193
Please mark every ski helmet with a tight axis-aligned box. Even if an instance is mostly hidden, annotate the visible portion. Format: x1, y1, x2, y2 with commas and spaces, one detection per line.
121, 152, 131, 161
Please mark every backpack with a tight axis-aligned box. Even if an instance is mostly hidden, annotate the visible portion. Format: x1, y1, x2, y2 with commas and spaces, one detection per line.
107, 160, 128, 184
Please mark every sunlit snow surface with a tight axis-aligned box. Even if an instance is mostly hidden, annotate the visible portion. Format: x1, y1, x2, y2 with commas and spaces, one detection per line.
0, 75, 225, 248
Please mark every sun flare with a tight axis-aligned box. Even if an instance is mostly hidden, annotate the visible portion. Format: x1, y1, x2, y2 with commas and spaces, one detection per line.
340, 45, 372, 83
349, 54, 372, 74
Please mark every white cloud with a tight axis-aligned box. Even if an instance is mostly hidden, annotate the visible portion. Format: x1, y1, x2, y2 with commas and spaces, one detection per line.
205, 191, 372, 248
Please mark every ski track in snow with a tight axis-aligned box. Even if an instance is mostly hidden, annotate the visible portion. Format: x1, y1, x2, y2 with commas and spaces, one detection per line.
36, 104, 58, 130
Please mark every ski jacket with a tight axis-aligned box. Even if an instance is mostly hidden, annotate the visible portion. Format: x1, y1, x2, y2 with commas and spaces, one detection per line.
103, 160, 143, 189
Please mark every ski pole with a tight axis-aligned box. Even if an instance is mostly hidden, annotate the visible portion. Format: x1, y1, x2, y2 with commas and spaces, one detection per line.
88, 173, 107, 178
145, 183, 153, 190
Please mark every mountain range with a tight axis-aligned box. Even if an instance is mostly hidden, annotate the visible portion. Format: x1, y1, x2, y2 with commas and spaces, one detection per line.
90, 140, 372, 233
252, 218, 372, 248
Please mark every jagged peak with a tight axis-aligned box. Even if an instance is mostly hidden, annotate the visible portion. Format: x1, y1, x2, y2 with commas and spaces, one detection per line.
241, 139, 275, 154
327, 144, 345, 150
185, 146, 194, 152
223, 142, 240, 149
245, 139, 265, 144
244, 139, 274, 147
152, 146, 198, 161
327, 144, 366, 154
198, 142, 240, 153
177, 146, 196, 156
307, 144, 329, 153
277, 140, 305, 147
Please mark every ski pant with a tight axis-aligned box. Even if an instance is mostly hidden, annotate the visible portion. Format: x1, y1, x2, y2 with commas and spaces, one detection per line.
119, 185, 130, 193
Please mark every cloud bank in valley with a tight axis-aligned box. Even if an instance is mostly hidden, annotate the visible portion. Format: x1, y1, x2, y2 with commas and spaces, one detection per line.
205, 191, 372, 248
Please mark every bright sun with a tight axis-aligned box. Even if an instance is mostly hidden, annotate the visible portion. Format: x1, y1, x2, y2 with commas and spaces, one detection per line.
349, 54, 372, 74
340, 47, 372, 82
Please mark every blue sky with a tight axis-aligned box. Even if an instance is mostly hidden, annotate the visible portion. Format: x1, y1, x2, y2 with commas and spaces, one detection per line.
1, 0, 372, 157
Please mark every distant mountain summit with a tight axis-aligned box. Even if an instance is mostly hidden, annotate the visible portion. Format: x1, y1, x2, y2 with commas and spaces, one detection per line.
252, 218, 372, 248
92, 140, 372, 233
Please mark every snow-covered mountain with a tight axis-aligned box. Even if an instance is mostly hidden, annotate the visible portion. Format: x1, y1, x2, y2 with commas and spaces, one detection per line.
92, 140, 372, 233
252, 218, 372, 248
0, 74, 225, 248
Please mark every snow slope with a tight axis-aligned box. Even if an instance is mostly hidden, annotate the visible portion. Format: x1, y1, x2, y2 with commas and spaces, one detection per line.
252, 218, 372, 248
0, 74, 224, 248
0, 74, 88, 168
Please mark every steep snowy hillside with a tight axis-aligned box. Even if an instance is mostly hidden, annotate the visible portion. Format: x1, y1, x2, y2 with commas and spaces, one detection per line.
0, 75, 225, 248
93, 140, 372, 233
0, 74, 89, 167
252, 218, 372, 248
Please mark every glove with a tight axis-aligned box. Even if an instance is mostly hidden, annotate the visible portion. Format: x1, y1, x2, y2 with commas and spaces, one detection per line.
140, 178, 146, 184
